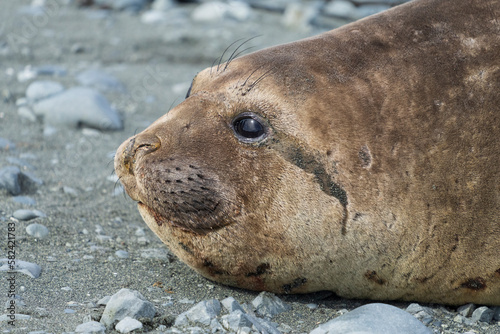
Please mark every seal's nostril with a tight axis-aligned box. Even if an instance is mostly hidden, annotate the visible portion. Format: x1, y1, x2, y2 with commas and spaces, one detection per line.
122, 133, 161, 175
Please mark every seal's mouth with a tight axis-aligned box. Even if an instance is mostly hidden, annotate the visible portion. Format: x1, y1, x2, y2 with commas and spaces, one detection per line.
137, 201, 227, 235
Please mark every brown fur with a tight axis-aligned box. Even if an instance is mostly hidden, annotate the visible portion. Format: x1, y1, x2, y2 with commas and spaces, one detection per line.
115, 0, 500, 305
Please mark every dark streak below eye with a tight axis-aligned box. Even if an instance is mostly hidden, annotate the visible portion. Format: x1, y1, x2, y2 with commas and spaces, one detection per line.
269, 136, 349, 234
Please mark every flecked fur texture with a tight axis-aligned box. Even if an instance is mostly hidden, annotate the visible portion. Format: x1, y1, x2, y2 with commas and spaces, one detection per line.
115, 0, 500, 305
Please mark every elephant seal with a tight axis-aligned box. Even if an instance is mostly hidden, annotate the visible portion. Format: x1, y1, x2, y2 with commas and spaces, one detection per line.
115, 0, 500, 305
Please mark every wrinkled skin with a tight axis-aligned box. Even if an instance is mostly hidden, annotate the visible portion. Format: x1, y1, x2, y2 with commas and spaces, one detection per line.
115, 0, 500, 305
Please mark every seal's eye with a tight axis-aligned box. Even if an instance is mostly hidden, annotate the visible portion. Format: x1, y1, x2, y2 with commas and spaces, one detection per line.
232, 113, 267, 142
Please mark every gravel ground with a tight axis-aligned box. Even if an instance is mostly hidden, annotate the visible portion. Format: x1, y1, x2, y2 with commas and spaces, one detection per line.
0, 1, 499, 333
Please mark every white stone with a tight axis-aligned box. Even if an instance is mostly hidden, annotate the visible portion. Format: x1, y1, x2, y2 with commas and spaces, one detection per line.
151, 0, 174, 11
33, 87, 123, 130
191, 2, 228, 22
26, 223, 49, 239
323, 0, 357, 18
75, 321, 106, 333
100, 289, 156, 326
26, 80, 64, 102
0, 259, 42, 278
115, 316, 143, 333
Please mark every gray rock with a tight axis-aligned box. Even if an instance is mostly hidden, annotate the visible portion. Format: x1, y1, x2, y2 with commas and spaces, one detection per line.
471, 306, 494, 323
75, 321, 106, 333
33, 65, 67, 77
493, 306, 500, 321
175, 299, 222, 327
0, 313, 31, 322
97, 296, 111, 306
151, 0, 174, 11
33, 87, 123, 131
251, 292, 291, 318
17, 106, 37, 122
244, 313, 282, 334
457, 303, 476, 317
100, 289, 156, 326
0, 166, 22, 195
310, 303, 432, 334
0, 138, 15, 151
25, 80, 64, 102
26, 223, 49, 239
93, 0, 149, 11
191, 2, 230, 22
306, 303, 318, 310
115, 250, 129, 259
0, 259, 42, 278
13, 209, 38, 221
76, 69, 125, 93
0, 166, 42, 196
221, 297, 245, 313
115, 316, 143, 333
323, 0, 357, 18
221, 310, 253, 331
282, 2, 320, 30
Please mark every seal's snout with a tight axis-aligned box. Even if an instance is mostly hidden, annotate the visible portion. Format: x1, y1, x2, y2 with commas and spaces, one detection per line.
121, 133, 161, 176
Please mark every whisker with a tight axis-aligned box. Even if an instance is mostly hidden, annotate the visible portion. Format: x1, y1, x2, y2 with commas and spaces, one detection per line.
217, 37, 246, 73
223, 35, 261, 71
248, 68, 275, 90
242, 66, 264, 87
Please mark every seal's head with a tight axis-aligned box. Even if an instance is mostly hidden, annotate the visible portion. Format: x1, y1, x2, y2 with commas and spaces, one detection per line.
114, 51, 350, 293
115, 0, 500, 305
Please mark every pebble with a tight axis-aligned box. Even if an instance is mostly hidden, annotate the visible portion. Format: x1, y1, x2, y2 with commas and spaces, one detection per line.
17, 65, 67, 82
0, 138, 16, 151
493, 306, 500, 321
115, 250, 129, 258
457, 303, 476, 317
191, 1, 252, 22
93, 0, 149, 12
0, 166, 23, 195
13, 209, 39, 221
323, 0, 358, 19
140, 248, 171, 260
0, 166, 42, 195
25, 80, 64, 102
310, 303, 432, 334
220, 310, 253, 331
100, 288, 156, 326
151, 0, 174, 11
282, 2, 320, 30
115, 316, 143, 333
63, 186, 79, 197
471, 306, 494, 323
221, 297, 245, 313
75, 321, 106, 333
251, 291, 291, 318
175, 299, 222, 327
0, 259, 42, 278
26, 223, 50, 239
76, 68, 126, 93
0, 313, 31, 321
32, 87, 123, 131
306, 303, 319, 310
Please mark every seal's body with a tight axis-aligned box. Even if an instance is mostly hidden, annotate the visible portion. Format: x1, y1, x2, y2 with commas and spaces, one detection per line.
115, 0, 500, 305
